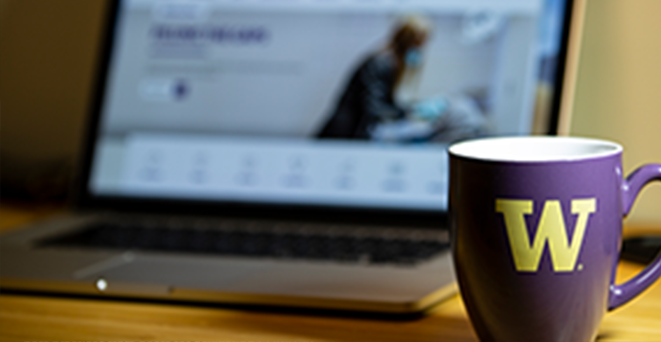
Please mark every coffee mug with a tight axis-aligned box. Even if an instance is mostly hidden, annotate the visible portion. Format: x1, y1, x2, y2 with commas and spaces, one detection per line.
448, 136, 661, 342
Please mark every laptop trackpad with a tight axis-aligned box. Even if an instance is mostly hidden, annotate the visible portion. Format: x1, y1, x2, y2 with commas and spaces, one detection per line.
74, 253, 268, 295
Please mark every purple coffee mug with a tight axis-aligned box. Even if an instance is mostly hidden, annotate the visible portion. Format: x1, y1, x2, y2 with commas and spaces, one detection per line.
448, 136, 661, 342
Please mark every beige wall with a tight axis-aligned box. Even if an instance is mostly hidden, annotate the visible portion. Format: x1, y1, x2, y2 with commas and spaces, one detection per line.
571, 0, 661, 227
0, 0, 106, 161
1, 0, 660, 225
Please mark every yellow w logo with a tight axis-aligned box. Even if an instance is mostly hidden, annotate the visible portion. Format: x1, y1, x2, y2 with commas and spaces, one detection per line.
495, 198, 597, 273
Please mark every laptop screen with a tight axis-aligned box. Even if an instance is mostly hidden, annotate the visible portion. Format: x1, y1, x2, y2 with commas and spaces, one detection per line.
87, 0, 570, 212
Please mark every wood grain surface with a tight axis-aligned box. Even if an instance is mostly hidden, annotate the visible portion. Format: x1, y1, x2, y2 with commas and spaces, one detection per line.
1, 205, 660, 342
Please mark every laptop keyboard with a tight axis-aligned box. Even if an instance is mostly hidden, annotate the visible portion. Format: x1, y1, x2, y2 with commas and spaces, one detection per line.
38, 218, 449, 266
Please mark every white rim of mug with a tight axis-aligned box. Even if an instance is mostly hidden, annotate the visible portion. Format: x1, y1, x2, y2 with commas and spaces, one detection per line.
448, 136, 623, 163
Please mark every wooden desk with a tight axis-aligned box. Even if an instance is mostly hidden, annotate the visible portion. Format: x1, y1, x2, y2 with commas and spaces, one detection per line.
1, 205, 660, 341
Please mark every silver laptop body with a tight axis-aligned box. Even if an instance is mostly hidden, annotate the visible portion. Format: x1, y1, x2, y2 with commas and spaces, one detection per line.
0, 0, 584, 314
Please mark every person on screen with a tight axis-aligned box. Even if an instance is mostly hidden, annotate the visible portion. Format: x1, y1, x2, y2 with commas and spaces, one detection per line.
317, 16, 433, 140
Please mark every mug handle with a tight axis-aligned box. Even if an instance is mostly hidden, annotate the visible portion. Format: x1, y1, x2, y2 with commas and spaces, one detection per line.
608, 164, 661, 311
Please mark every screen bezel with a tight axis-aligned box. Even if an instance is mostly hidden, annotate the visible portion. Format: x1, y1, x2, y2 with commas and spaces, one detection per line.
73, 0, 577, 228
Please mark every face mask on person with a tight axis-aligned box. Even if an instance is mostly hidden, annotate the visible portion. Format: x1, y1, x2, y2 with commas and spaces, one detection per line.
405, 48, 423, 68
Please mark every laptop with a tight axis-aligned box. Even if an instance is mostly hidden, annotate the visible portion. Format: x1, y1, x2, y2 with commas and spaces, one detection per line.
0, 0, 584, 314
